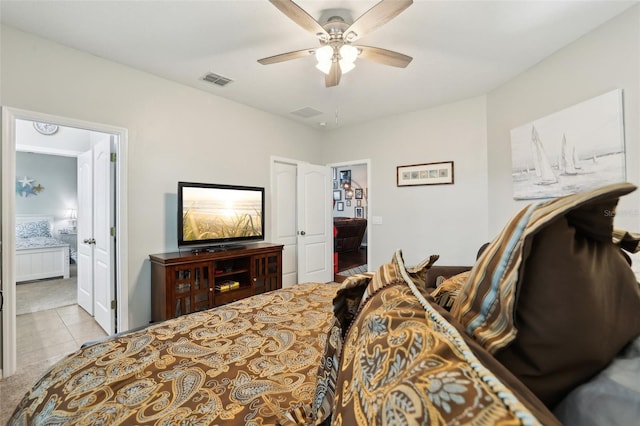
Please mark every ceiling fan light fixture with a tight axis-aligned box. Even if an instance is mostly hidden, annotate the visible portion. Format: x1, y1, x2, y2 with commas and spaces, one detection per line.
339, 60, 355, 74
260, 0, 414, 86
315, 45, 334, 75
338, 44, 358, 74
315, 61, 332, 75
339, 44, 358, 63
315, 45, 333, 62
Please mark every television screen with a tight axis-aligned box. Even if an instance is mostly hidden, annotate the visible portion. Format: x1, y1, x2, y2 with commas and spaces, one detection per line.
178, 182, 265, 249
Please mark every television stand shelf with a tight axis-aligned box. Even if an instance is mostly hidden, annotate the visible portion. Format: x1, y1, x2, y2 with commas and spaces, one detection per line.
149, 242, 283, 322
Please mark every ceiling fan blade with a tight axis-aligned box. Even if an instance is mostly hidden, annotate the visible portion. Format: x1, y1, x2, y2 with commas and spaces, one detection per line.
325, 62, 342, 87
344, 0, 413, 42
258, 48, 315, 65
356, 45, 412, 68
269, 0, 328, 38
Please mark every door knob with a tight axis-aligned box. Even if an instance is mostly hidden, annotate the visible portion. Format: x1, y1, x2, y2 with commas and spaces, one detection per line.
299, 231, 306, 236
83, 238, 96, 245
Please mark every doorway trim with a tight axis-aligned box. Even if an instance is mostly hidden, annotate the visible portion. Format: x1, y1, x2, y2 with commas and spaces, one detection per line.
328, 159, 372, 272
1, 107, 129, 378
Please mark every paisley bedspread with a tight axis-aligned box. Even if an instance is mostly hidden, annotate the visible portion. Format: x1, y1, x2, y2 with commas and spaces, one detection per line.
9, 282, 341, 426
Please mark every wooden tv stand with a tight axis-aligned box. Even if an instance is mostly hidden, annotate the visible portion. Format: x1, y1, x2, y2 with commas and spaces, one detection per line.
149, 242, 283, 322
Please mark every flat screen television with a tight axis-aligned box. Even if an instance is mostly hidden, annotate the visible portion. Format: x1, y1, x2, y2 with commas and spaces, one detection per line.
177, 181, 265, 250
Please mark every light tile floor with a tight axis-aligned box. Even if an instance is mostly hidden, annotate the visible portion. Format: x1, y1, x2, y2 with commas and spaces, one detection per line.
3, 267, 109, 424
17, 304, 108, 369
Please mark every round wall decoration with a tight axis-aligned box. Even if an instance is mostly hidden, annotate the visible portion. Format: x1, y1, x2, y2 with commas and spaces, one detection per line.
33, 122, 59, 135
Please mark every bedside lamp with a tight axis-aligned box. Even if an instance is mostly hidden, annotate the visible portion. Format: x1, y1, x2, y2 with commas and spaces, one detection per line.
67, 208, 77, 232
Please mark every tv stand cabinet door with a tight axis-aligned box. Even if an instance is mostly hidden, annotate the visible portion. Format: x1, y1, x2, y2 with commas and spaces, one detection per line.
157, 261, 214, 321
252, 250, 282, 294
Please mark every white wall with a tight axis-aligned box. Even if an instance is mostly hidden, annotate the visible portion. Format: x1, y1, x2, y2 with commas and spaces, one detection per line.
486, 5, 640, 236
15, 152, 77, 233
1, 25, 323, 329
322, 96, 490, 268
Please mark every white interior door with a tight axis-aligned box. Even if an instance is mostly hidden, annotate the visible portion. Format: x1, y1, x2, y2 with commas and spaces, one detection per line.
77, 150, 93, 314
271, 161, 298, 287
296, 163, 333, 283
76, 136, 114, 334
92, 136, 115, 335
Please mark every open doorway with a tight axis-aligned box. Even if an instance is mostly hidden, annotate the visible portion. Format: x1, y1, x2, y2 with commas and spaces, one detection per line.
269, 157, 371, 285
331, 161, 370, 282
1, 107, 128, 379
14, 127, 108, 372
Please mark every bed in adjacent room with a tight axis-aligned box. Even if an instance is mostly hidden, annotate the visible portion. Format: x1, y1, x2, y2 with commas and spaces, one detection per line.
15, 215, 70, 283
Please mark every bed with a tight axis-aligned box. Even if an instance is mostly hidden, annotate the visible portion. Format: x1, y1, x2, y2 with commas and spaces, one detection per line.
8, 183, 640, 425
15, 215, 70, 283
9, 283, 343, 425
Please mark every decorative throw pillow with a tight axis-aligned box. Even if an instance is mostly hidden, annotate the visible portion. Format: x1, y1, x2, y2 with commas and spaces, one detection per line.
332, 273, 374, 334
332, 251, 558, 425
404, 254, 440, 288
316, 252, 439, 424
16, 220, 51, 238
357, 252, 439, 309
424, 265, 473, 291
452, 182, 640, 407
301, 274, 374, 426
431, 270, 471, 310
311, 317, 342, 425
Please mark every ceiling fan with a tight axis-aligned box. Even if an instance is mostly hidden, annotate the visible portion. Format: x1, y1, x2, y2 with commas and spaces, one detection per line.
258, 0, 413, 87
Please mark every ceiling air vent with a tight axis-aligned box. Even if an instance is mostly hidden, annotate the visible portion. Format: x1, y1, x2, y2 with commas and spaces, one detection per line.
202, 72, 233, 87
290, 107, 323, 118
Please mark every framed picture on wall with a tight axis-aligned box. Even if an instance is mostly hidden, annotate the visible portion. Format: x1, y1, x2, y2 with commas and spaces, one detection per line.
355, 188, 363, 199
355, 206, 364, 218
337, 202, 344, 212
340, 170, 351, 188
346, 200, 351, 207
397, 161, 454, 186
333, 190, 341, 201
345, 189, 353, 199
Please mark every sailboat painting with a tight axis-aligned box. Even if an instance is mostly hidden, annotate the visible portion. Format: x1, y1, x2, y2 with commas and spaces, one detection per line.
511, 89, 625, 200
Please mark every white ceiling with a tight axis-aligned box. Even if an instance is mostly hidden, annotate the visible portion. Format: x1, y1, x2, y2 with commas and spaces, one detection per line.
1, 1, 636, 130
